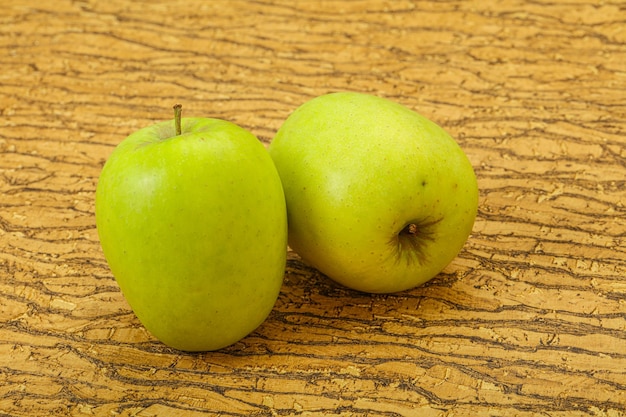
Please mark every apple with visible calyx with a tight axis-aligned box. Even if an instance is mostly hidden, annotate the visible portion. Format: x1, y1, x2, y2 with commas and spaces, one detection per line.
268, 92, 478, 293
96, 105, 287, 351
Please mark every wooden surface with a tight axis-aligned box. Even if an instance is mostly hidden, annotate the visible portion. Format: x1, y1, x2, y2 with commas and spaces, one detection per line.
1, 1, 625, 416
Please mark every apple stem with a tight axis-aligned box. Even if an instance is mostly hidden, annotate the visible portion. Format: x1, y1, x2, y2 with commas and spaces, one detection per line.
402, 223, 419, 236
173, 104, 182, 136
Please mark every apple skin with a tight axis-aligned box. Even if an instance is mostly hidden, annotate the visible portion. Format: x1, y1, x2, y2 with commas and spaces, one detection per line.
268, 92, 478, 293
96, 117, 287, 351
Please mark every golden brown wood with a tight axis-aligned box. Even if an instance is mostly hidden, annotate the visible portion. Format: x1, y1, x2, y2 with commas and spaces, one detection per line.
1, 0, 625, 415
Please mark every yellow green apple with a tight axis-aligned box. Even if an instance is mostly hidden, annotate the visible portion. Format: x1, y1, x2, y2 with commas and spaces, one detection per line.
269, 92, 478, 293
96, 106, 287, 351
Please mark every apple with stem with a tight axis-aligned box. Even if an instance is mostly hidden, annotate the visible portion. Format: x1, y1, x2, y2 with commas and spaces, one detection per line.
268, 92, 478, 293
96, 105, 287, 351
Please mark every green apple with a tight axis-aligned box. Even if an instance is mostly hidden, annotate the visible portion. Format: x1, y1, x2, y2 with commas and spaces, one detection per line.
96, 105, 287, 351
268, 92, 478, 293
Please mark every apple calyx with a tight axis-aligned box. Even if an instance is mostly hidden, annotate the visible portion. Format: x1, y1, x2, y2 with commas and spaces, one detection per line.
397, 223, 424, 260
173, 103, 182, 136
396, 218, 442, 265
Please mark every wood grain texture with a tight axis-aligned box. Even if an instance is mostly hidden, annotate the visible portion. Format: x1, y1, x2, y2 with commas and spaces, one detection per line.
1, 0, 625, 416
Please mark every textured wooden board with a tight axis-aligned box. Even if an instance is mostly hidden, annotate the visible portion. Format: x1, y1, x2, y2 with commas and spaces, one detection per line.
1, 0, 625, 416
